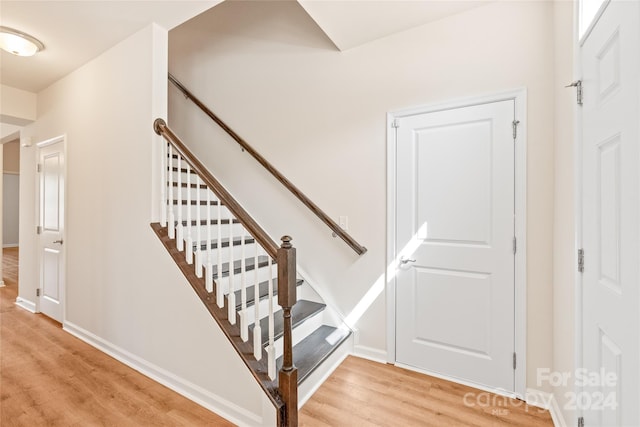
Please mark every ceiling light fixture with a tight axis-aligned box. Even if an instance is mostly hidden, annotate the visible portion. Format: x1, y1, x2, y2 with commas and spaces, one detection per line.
0, 26, 45, 57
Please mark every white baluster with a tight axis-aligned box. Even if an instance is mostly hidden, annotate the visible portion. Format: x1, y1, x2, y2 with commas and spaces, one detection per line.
185, 163, 193, 264
175, 155, 184, 251
227, 215, 236, 324
216, 200, 224, 308
160, 141, 167, 227
253, 243, 262, 361
266, 254, 276, 380
195, 176, 202, 277
167, 145, 175, 239
240, 227, 248, 342
205, 189, 213, 293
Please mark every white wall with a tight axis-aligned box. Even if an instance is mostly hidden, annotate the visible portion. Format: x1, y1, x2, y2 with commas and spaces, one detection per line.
0, 84, 37, 125
169, 0, 556, 391
553, 0, 577, 424
19, 24, 274, 426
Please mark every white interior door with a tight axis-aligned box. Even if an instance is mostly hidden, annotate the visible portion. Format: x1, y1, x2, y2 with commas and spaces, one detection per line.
38, 138, 65, 322
395, 100, 516, 392
580, 1, 639, 425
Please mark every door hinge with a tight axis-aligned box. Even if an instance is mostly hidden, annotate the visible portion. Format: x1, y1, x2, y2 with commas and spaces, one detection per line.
392, 119, 400, 129
512, 120, 520, 139
513, 237, 517, 254
36, 163, 42, 173
578, 248, 585, 273
36, 288, 41, 297
578, 416, 584, 427
566, 80, 583, 105
36, 225, 42, 235
513, 352, 517, 370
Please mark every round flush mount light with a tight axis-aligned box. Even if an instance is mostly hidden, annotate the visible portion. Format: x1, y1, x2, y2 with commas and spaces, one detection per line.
0, 26, 45, 56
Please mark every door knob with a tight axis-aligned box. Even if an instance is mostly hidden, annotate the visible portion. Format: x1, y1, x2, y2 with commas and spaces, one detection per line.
400, 257, 416, 265
53, 239, 63, 245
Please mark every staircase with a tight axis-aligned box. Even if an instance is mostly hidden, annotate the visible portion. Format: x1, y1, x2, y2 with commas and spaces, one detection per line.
151, 119, 354, 426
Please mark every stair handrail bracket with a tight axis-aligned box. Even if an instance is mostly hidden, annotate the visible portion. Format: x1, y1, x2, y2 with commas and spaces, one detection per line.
154, 118, 299, 426
167, 74, 367, 256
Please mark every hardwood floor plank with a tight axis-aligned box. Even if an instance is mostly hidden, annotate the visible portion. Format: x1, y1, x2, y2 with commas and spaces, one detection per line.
299, 356, 554, 427
1, 248, 235, 427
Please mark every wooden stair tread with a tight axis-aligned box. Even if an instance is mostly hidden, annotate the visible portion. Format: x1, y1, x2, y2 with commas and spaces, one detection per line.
171, 199, 220, 206
194, 236, 255, 251
234, 278, 304, 310
170, 166, 198, 174
169, 182, 208, 189
212, 256, 273, 279
277, 325, 350, 384
177, 219, 239, 227
250, 300, 326, 344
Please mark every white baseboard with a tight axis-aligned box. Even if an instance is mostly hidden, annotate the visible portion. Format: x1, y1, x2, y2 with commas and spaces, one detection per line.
0, 280, 5, 287
549, 395, 567, 427
525, 388, 553, 410
526, 389, 567, 427
2, 243, 18, 248
63, 321, 272, 427
396, 362, 519, 399
15, 297, 37, 313
352, 344, 388, 364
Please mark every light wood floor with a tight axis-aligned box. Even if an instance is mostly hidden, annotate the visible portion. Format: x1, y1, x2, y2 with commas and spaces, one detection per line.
300, 357, 553, 427
1, 248, 233, 426
1, 248, 553, 426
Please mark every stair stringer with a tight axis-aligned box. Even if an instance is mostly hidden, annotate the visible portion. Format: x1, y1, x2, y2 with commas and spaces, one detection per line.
150, 222, 285, 425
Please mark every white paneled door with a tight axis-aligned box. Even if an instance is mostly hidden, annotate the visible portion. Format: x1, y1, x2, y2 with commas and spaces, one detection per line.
38, 138, 65, 323
580, 1, 639, 425
395, 100, 516, 392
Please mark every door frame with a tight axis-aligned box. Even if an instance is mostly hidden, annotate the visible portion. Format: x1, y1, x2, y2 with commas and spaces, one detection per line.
386, 89, 527, 398
35, 134, 67, 321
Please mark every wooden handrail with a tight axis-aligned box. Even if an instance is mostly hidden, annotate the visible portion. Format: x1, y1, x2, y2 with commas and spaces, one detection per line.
156, 119, 298, 426
168, 73, 367, 256
154, 118, 279, 259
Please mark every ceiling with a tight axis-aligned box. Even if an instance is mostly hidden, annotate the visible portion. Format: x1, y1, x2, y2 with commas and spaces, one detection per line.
0, 1, 220, 93
298, 0, 489, 51
0, 0, 489, 94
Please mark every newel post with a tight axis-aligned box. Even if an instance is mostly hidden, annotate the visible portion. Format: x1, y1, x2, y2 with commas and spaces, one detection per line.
278, 236, 298, 427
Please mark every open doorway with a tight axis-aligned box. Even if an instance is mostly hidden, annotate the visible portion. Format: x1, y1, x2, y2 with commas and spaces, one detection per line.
3, 139, 20, 249
1, 130, 21, 288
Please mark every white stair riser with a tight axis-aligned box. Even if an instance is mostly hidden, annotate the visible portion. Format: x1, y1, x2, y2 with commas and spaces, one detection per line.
243, 296, 273, 326
172, 205, 235, 221
171, 186, 217, 202
181, 224, 246, 242
273, 310, 324, 359
171, 170, 201, 185
238, 308, 324, 359
169, 158, 195, 169
195, 242, 259, 264
213, 264, 278, 296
